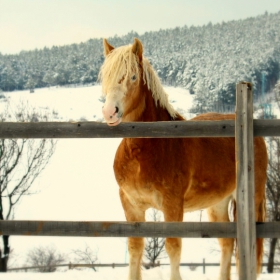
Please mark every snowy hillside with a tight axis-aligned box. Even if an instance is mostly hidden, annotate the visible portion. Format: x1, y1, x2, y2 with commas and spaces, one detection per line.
1, 11, 280, 113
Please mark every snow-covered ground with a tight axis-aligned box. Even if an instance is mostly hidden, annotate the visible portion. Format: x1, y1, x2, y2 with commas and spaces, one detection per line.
0, 85, 279, 279
0, 85, 194, 123
2, 267, 280, 280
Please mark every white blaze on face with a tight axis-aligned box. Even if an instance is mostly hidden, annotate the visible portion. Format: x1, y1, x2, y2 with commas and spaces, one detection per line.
102, 90, 123, 126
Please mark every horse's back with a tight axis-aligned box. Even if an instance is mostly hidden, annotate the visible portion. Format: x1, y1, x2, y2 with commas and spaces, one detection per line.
191, 112, 235, 121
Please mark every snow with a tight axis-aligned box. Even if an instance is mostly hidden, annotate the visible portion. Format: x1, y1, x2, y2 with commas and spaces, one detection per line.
0, 85, 279, 279
1, 267, 280, 280
0, 269, 208, 280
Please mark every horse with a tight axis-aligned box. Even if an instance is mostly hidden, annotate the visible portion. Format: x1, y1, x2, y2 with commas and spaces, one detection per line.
99, 38, 267, 280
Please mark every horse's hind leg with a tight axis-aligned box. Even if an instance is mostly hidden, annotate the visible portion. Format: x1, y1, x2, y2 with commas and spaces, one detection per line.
207, 196, 234, 280
255, 195, 266, 274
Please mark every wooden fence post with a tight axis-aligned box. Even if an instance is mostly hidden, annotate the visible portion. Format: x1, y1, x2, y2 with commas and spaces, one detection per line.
235, 82, 256, 280
203, 258, 206, 274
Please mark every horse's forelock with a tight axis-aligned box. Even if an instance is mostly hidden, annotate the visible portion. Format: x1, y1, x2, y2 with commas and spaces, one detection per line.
99, 45, 140, 94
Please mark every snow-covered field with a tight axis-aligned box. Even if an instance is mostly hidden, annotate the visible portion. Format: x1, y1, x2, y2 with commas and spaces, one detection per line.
0, 85, 279, 279
0, 85, 194, 123
2, 267, 280, 280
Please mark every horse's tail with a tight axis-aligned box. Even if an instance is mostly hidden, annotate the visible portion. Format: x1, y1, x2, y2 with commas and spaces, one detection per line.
256, 194, 266, 274
234, 194, 266, 275
233, 199, 239, 272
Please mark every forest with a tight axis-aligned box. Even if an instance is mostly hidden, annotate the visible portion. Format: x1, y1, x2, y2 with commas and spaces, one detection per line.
0, 11, 280, 112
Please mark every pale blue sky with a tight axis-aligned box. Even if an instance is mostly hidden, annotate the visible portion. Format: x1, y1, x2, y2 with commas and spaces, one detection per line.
1, 0, 280, 54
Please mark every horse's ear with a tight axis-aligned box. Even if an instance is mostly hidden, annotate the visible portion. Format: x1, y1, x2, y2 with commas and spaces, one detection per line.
132, 38, 143, 61
103, 39, 114, 56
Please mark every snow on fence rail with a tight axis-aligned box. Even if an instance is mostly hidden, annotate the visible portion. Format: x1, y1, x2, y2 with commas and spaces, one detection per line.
0, 82, 279, 280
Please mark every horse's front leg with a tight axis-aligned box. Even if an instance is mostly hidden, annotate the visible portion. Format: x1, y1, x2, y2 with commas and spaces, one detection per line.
120, 190, 145, 280
163, 200, 184, 280
128, 237, 145, 280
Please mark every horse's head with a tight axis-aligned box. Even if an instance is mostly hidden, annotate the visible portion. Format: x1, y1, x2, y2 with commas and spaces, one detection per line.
99, 38, 144, 126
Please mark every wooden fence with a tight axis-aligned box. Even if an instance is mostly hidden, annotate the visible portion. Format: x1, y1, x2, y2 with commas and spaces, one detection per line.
7, 261, 280, 274
1, 82, 280, 279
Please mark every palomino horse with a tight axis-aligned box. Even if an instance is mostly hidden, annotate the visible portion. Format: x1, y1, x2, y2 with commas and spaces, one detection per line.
99, 38, 267, 280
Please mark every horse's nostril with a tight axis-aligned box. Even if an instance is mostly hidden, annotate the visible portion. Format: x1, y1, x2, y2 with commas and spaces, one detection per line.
115, 106, 119, 113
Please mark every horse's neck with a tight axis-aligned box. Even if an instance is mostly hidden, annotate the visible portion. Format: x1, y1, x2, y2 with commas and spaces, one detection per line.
124, 85, 178, 149
140, 85, 173, 122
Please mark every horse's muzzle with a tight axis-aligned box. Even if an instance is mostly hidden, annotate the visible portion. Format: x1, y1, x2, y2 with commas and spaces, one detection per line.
102, 104, 122, 126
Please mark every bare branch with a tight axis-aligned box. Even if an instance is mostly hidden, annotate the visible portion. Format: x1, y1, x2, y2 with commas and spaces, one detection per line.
0, 101, 57, 268
72, 245, 99, 265
144, 209, 167, 266
266, 80, 280, 272
25, 245, 66, 272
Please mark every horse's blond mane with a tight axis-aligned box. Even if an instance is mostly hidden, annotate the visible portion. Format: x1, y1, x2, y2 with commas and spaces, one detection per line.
99, 44, 177, 119
142, 57, 177, 118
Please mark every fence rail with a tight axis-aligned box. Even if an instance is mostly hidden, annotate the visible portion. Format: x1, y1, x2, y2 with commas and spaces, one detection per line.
7, 261, 280, 273
8, 263, 128, 272
0, 119, 279, 139
0, 221, 279, 238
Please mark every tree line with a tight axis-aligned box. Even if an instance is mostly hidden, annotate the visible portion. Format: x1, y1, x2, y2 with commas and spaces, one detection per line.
1, 11, 280, 112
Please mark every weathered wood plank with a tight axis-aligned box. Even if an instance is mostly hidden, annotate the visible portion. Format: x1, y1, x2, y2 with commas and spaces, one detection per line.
0, 119, 279, 139
236, 82, 256, 280
0, 120, 235, 138
248, 84, 257, 278
254, 119, 280, 137
0, 220, 279, 238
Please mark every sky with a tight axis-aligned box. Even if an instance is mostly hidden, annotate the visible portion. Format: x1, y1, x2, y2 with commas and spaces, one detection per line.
1, 0, 280, 54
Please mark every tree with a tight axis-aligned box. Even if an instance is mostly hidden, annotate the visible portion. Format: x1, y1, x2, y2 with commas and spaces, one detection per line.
144, 209, 166, 268
0, 103, 56, 271
266, 137, 280, 273
42, 70, 56, 87
265, 80, 280, 273
274, 80, 280, 106
71, 244, 98, 271
25, 245, 65, 272
25, 76, 36, 93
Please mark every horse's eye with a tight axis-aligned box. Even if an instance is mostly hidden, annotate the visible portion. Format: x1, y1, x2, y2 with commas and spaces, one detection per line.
131, 75, 137, 81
